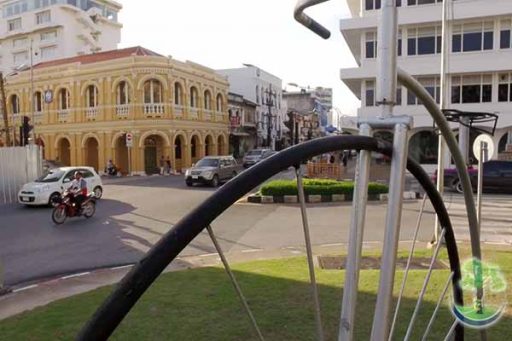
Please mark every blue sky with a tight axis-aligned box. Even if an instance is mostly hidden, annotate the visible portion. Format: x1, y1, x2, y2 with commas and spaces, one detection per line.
118, 0, 360, 115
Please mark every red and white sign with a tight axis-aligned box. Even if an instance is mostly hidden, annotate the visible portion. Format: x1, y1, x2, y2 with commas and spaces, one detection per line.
126, 133, 133, 147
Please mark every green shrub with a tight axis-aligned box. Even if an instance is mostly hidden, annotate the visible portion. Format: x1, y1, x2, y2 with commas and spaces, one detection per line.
260, 179, 388, 196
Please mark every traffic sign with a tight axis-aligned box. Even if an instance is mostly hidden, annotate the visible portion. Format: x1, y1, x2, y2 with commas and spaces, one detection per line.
472, 134, 494, 162
126, 133, 133, 148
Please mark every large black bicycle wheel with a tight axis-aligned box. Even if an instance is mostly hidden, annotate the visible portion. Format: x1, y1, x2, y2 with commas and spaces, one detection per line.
77, 135, 463, 340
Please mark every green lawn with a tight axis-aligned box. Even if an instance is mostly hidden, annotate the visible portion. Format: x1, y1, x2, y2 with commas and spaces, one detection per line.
0, 248, 510, 340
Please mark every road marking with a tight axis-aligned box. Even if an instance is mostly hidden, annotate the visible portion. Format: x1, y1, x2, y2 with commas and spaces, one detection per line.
61, 272, 90, 280
12, 284, 38, 293
320, 243, 345, 247
110, 264, 134, 271
483, 241, 510, 246
241, 249, 263, 253
199, 253, 218, 257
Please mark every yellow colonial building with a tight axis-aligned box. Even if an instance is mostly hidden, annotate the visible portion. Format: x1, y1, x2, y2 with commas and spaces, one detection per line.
4, 46, 230, 174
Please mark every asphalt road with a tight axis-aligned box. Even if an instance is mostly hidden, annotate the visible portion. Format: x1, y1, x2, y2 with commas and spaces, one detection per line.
0, 173, 436, 286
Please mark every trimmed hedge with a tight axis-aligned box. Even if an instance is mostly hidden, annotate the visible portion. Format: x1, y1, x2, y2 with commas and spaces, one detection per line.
260, 178, 388, 196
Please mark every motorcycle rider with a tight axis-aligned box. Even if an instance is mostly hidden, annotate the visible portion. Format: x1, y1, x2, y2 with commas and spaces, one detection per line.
69, 171, 88, 213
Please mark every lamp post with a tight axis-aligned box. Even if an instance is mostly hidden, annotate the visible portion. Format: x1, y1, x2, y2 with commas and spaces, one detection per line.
263, 85, 276, 149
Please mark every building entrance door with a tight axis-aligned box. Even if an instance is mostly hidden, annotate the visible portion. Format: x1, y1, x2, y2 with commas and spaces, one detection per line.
144, 146, 157, 175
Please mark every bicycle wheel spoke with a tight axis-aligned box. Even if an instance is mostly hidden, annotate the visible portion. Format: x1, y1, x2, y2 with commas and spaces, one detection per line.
421, 272, 454, 341
404, 228, 447, 341
206, 225, 264, 341
389, 194, 428, 341
296, 166, 325, 341
443, 320, 458, 341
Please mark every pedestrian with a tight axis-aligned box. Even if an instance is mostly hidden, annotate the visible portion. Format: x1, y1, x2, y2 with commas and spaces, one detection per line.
159, 156, 165, 175
165, 156, 172, 175
342, 151, 348, 167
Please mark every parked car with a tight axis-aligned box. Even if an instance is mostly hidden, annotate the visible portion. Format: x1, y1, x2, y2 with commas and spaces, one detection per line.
185, 156, 242, 187
18, 166, 103, 206
432, 160, 512, 193
242, 149, 277, 168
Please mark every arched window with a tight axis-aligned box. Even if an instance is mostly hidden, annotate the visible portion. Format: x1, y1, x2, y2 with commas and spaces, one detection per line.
85, 85, 98, 108
256, 86, 259, 104
143, 79, 163, 104
204, 90, 212, 110
216, 93, 223, 112
116, 81, 130, 105
174, 82, 183, 105
58, 88, 70, 110
10, 94, 20, 114
33, 91, 43, 112
190, 86, 198, 107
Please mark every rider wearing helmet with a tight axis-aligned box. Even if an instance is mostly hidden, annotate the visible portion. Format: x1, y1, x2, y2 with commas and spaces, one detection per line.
69, 171, 88, 212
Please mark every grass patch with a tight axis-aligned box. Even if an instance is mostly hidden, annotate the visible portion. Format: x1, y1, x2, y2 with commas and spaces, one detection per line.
0, 248, 510, 340
260, 179, 389, 196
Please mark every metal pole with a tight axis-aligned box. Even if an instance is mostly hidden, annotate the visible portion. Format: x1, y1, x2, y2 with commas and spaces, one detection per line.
476, 141, 487, 232
128, 146, 132, 176
434, 0, 450, 245
30, 39, 35, 144
371, 123, 409, 340
338, 123, 372, 341
296, 167, 324, 341
459, 118, 470, 165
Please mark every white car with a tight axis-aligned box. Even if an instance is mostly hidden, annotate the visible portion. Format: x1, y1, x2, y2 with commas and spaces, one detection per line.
18, 166, 103, 206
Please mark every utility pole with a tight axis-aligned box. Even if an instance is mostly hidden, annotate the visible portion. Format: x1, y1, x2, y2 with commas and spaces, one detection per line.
264, 85, 276, 149
30, 39, 35, 144
0, 72, 11, 146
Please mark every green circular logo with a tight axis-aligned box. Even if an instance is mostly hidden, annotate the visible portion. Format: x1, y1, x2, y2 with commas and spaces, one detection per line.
451, 258, 508, 329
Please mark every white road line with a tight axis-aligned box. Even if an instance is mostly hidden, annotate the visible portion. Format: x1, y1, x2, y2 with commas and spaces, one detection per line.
110, 264, 134, 271
320, 243, 345, 247
199, 253, 218, 257
61, 272, 90, 280
241, 249, 263, 253
12, 284, 38, 293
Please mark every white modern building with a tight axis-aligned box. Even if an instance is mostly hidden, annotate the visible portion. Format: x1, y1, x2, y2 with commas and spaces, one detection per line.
0, 0, 122, 74
340, 0, 512, 163
217, 65, 285, 150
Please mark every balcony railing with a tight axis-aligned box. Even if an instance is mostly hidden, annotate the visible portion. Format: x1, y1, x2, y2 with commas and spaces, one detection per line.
143, 103, 165, 116
86, 107, 99, 120
189, 108, 199, 120
174, 104, 184, 118
215, 112, 225, 122
203, 109, 213, 121
116, 104, 130, 118
58, 109, 70, 122
34, 112, 44, 124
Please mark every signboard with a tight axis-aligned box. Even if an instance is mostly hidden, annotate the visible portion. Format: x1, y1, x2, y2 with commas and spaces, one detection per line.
126, 133, 133, 148
44, 90, 53, 104
473, 134, 494, 162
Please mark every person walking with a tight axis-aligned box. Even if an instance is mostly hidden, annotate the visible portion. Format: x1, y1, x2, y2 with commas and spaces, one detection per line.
159, 156, 165, 175
165, 156, 172, 175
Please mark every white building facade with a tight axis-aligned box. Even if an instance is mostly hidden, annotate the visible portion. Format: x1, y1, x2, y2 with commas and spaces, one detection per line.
0, 0, 122, 73
217, 65, 285, 150
340, 0, 512, 164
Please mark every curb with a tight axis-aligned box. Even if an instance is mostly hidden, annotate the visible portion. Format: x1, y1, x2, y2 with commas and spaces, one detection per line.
247, 191, 420, 204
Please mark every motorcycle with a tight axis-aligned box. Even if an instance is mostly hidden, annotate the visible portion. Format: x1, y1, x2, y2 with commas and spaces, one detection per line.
51, 191, 96, 225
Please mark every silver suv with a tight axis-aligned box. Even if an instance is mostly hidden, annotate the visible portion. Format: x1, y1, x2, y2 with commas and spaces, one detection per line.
185, 156, 241, 187
242, 149, 276, 168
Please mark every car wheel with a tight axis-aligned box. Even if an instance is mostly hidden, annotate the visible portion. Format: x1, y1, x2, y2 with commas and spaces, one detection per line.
93, 186, 103, 199
186, 180, 193, 187
453, 179, 463, 194
211, 175, 219, 187
48, 192, 61, 206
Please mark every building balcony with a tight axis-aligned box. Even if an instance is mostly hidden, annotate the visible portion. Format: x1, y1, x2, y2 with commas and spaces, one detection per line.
34, 111, 44, 124
115, 104, 130, 118
85, 107, 99, 120
174, 104, 184, 118
215, 112, 225, 122
57, 109, 70, 122
189, 108, 199, 120
203, 109, 213, 121
143, 103, 165, 117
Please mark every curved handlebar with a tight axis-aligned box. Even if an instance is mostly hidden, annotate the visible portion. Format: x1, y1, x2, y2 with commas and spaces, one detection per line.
294, 0, 331, 39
